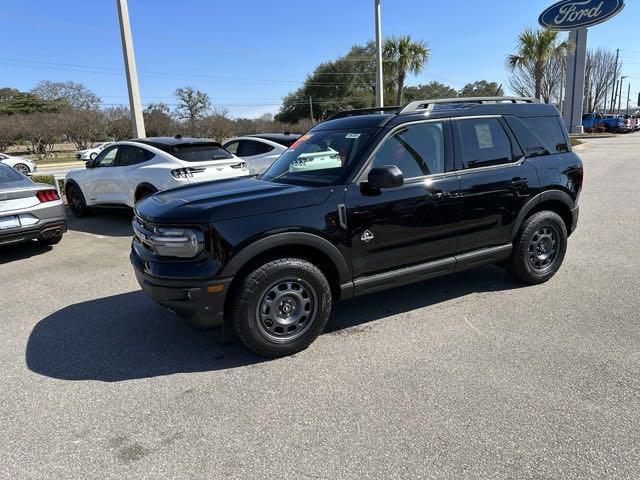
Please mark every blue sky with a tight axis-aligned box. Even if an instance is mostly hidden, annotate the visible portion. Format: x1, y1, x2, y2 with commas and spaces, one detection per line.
3, 0, 639, 118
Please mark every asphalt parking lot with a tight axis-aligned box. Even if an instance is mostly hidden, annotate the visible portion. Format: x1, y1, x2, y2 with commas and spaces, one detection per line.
2, 134, 640, 479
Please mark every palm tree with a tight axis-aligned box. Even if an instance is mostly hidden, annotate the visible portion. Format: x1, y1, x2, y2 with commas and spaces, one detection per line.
507, 28, 574, 100
383, 35, 431, 105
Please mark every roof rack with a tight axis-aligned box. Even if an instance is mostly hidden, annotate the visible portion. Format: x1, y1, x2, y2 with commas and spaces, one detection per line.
400, 96, 540, 115
327, 106, 402, 121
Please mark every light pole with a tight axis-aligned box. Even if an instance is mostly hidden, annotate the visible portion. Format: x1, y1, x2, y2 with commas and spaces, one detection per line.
117, 0, 145, 138
626, 82, 631, 114
374, 0, 384, 108
618, 75, 627, 115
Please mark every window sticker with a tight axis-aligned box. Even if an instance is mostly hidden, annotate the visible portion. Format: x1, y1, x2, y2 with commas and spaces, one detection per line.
475, 124, 494, 149
345, 133, 362, 139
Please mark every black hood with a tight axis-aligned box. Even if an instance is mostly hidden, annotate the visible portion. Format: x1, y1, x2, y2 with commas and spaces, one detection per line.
136, 177, 334, 224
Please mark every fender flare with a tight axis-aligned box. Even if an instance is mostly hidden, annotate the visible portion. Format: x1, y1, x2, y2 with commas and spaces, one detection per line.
511, 189, 575, 239
220, 232, 351, 284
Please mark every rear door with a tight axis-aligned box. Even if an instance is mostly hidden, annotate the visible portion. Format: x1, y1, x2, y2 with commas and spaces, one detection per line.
112, 145, 155, 205
346, 120, 461, 279
453, 116, 538, 252
237, 139, 280, 174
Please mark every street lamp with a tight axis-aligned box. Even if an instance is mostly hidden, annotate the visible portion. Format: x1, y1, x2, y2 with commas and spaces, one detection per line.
374, 0, 384, 108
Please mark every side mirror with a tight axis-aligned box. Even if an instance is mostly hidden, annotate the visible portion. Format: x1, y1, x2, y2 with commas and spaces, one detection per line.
85, 160, 95, 169
367, 165, 404, 189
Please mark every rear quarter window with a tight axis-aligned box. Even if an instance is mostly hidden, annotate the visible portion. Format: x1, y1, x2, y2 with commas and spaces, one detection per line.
506, 116, 569, 157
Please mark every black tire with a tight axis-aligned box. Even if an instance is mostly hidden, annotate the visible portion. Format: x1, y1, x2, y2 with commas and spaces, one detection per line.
507, 211, 568, 285
14, 163, 30, 175
135, 185, 157, 203
232, 257, 332, 357
66, 183, 91, 217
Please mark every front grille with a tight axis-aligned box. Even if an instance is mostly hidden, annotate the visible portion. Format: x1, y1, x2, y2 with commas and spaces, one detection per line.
132, 216, 157, 254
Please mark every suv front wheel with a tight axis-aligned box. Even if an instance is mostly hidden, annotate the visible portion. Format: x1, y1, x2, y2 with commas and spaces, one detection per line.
232, 257, 332, 357
507, 211, 568, 285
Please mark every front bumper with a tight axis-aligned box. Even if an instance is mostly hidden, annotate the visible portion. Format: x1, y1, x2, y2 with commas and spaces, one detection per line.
0, 219, 67, 246
130, 251, 232, 329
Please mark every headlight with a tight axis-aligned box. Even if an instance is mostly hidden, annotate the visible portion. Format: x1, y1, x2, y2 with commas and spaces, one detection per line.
153, 227, 204, 258
133, 218, 204, 258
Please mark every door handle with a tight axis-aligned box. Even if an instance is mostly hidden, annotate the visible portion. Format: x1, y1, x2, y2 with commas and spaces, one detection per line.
426, 191, 451, 201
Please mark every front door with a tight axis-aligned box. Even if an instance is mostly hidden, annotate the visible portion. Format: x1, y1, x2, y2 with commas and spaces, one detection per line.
84, 146, 119, 204
346, 120, 461, 280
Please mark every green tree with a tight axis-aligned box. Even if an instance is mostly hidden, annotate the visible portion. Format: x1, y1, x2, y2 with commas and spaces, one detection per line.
459, 81, 504, 97
0, 87, 64, 114
506, 29, 573, 100
175, 87, 211, 121
31, 81, 101, 110
383, 35, 431, 105
404, 82, 458, 102
276, 43, 377, 123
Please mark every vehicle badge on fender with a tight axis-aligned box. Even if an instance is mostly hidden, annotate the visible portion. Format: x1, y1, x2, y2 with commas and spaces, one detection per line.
361, 230, 374, 243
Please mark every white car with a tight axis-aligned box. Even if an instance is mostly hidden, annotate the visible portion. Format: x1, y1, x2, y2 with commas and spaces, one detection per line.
76, 142, 114, 161
222, 133, 300, 174
0, 153, 37, 175
64, 136, 249, 217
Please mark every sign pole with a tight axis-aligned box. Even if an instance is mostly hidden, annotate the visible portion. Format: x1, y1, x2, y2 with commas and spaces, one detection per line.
374, 0, 384, 108
562, 28, 588, 134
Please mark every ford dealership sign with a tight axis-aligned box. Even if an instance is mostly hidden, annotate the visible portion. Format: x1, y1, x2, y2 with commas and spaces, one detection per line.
539, 0, 624, 30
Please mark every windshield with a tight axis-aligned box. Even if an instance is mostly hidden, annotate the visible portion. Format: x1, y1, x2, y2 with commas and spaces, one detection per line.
261, 129, 373, 185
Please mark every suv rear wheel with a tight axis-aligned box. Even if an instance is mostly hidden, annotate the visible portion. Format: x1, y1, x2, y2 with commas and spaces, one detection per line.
507, 211, 567, 285
232, 257, 332, 357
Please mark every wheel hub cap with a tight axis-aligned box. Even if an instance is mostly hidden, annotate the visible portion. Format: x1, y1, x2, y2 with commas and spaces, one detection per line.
256, 279, 317, 342
528, 226, 559, 271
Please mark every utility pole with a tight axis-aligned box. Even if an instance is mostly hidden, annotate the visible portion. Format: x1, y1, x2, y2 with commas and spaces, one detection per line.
117, 0, 145, 138
309, 97, 315, 126
374, 0, 384, 108
611, 80, 619, 114
618, 75, 627, 115
609, 48, 619, 114
626, 82, 631, 114
559, 62, 564, 114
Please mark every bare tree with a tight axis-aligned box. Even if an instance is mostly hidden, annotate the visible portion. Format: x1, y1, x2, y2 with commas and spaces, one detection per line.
175, 87, 211, 121
59, 110, 105, 150
144, 103, 177, 137
103, 106, 132, 140
15, 113, 64, 160
584, 48, 619, 112
509, 55, 565, 104
0, 115, 18, 151
31, 81, 101, 110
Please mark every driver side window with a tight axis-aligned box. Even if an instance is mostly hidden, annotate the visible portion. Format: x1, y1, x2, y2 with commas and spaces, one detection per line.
371, 122, 445, 179
94, 146, 118, 167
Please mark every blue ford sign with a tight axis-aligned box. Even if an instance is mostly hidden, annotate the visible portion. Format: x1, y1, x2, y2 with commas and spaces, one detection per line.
539, 0, 624, 30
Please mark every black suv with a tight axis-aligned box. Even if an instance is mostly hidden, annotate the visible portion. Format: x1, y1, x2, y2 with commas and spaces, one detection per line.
131, 97, 583, 357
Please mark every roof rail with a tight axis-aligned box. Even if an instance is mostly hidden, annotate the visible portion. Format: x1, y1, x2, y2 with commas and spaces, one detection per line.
400, 96, 540, 115
327, 106, 402, 121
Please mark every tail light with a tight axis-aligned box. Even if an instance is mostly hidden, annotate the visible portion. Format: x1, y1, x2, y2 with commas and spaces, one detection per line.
37, 189, 60, 203
171, 167, 205, 179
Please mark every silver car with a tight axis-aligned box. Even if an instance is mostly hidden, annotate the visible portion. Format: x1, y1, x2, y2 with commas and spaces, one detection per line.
0, 163, 66, 247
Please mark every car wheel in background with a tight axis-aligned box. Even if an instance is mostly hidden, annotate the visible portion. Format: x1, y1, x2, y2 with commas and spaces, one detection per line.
66, 183, 91, 217
14, 163, 31, 175
90, 152, 97, 160
232, 257, 333, 357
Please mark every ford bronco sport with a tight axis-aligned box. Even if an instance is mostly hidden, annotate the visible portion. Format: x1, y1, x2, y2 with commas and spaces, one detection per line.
131, 97, 583, 357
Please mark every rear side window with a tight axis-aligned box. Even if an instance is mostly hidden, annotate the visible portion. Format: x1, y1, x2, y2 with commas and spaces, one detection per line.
456, 118, 513, 169
522, 117, 569, 155
116, 146, 154, 167
170, 144, 233, 162
237, 140, 274, 157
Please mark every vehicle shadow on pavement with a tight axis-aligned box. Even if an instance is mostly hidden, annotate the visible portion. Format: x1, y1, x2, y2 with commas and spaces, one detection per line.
26, 291, 263, 382
67, 207, 134, 237
0, 242, 53, 265
26, 266, 521, 382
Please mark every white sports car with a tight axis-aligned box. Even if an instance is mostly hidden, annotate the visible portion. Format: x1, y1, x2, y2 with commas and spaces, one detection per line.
65, 136, 249, 217
0, 153, 37, 175
76, 142, 114, 161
